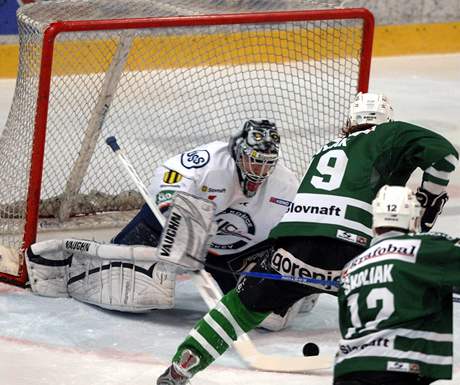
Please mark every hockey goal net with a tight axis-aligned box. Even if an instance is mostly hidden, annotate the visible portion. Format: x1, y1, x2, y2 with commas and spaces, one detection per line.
0, 0, 374, 286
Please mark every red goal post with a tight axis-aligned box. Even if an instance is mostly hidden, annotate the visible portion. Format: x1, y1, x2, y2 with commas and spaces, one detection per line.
0, 1, 374, 286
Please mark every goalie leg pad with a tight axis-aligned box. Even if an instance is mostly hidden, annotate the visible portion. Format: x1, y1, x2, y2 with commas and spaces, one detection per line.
67, 255, 176, 312
25, 239, 71, 298
258, 293, 319, 331
27, 238, 175, 311
299, 293, 320, 313
64, 239, 174, 312
258, 297, 305, 331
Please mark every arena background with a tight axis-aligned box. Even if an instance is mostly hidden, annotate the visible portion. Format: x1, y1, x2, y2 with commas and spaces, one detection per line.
0, 0, 460, 79
0, 2, 459, 385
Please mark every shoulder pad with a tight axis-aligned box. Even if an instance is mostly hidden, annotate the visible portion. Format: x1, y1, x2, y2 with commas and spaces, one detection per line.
419, 231, 458, 242
163, 141, 227, 178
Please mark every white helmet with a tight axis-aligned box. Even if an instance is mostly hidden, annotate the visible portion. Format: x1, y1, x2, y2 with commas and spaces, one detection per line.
372, 185, 421, 233
346, 92, 393, 132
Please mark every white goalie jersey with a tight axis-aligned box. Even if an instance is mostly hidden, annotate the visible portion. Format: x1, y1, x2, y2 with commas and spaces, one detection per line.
25, 141, 298, 312
151, 141, 299, 255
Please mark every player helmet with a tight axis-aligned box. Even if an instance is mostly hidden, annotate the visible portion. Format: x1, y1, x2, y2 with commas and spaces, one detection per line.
230, 119, 280, 197
343, 92, 393, 135
372, 185, 421, 233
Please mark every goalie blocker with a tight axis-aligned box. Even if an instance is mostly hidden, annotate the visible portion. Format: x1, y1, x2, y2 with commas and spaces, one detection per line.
25, 192, 216, 312
157, 191, 216, 270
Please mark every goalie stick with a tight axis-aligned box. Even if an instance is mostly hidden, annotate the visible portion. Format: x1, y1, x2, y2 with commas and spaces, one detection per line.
105, 136, 332, 373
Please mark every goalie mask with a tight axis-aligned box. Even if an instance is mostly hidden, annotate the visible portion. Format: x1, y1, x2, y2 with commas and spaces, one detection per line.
372, 185, 421, 234
343, 92, 393, 135
230, 119, 280, 197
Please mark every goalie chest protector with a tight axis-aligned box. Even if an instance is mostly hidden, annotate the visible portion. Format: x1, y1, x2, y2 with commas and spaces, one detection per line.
149, 141, 299, 255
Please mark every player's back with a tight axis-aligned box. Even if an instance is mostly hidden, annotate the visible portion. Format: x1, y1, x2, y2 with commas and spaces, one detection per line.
335, 231, 460, 380
270, 121, 457, 247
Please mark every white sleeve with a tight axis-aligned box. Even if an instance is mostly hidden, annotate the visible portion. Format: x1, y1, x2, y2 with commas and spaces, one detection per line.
148, 166, 197, 211
147, 142, 224, 211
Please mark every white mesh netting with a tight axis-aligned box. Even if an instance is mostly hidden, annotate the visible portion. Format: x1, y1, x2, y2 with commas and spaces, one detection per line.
0, 0, 373, 284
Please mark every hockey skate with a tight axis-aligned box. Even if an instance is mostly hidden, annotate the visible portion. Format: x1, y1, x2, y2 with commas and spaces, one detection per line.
157, 349, 200, 385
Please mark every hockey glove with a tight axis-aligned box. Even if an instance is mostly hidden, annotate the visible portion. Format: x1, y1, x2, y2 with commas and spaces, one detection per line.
415, 187, 449, 232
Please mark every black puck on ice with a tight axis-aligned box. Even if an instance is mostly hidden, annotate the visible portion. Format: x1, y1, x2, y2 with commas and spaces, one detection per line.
302, 342, 320, 356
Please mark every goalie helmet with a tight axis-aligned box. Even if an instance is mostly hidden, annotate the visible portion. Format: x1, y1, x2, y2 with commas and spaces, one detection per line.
372, 185, 421, 233
344, 92, 393, 135
230, 119, 280, 197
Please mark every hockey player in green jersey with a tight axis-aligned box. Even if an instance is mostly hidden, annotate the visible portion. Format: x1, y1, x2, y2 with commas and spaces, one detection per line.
157, 93, 458, 384
334, 185, 460, 385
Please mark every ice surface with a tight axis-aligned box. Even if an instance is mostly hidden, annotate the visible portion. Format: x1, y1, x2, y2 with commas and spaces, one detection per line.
0, 54, 459, 385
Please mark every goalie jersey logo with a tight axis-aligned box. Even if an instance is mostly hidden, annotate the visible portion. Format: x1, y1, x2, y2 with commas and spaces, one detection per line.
211, 208, 255, 250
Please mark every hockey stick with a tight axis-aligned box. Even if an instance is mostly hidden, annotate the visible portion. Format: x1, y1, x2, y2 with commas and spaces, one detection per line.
185, 250, 339, 289
106, 136, 332, 372
240, 271, 338, 287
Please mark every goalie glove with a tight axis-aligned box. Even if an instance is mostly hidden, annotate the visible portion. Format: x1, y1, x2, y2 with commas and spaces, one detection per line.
415, 187, 449, 232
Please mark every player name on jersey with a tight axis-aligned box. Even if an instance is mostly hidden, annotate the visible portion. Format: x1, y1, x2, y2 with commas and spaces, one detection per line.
335, 232, 460, 381
342, 264, 393, 295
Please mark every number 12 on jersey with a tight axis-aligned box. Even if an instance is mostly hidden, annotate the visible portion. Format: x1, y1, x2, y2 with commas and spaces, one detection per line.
345, 287, 395, 338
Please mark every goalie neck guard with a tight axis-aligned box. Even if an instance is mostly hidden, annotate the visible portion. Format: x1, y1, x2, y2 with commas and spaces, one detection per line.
230, 119, 280, 197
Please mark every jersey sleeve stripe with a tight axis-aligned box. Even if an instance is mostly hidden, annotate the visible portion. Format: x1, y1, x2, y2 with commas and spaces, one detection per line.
445, 154, 459, 167
429, 156, 458, 174
423, 173, 449, 187
422, 180, 448, 195
425, 166, 453, 181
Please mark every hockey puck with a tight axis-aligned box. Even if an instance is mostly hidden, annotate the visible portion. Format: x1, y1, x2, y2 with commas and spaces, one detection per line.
302, 342, 320, 356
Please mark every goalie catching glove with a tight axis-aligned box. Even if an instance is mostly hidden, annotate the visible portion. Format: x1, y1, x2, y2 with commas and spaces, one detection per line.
415, 187, 449, 232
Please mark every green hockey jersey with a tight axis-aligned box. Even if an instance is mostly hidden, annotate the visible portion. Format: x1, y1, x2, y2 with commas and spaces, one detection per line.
334, 231, 460, 380
270, 121, 458, 246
